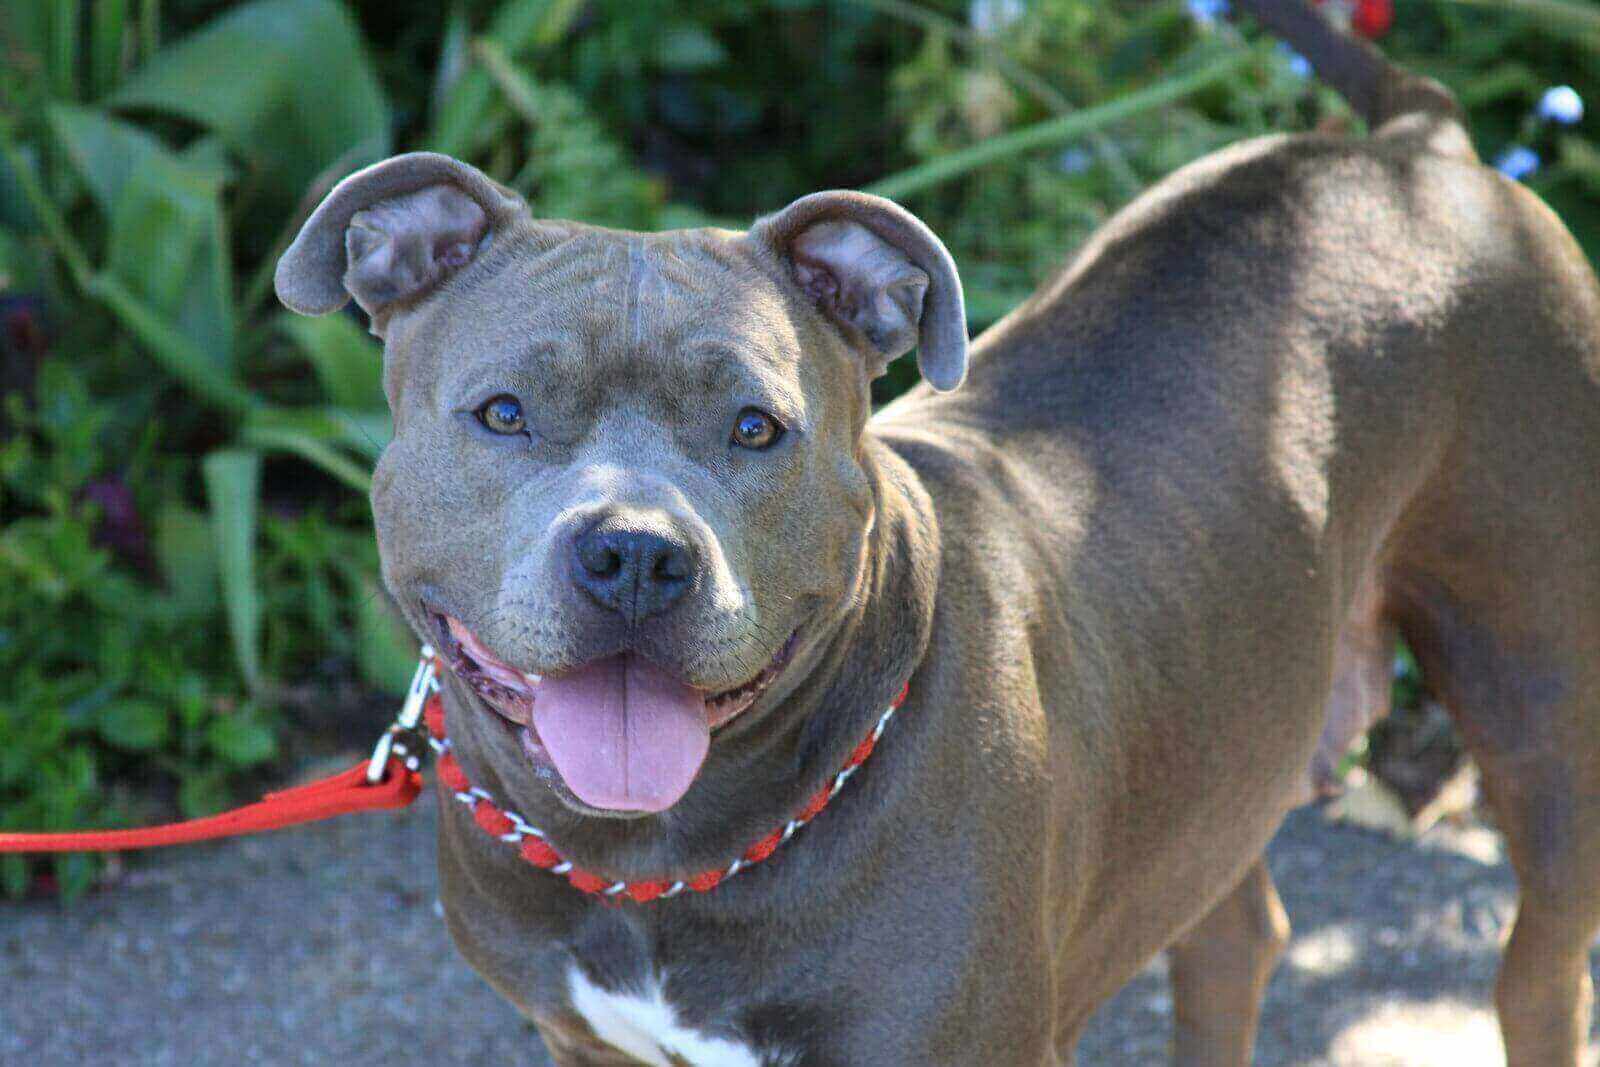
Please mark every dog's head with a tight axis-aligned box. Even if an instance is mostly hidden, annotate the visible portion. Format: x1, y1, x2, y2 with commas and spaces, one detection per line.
277, 153, 965, 816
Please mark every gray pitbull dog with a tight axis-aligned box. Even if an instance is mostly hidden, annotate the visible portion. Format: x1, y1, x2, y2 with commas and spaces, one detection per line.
276, 3, 1600, 1063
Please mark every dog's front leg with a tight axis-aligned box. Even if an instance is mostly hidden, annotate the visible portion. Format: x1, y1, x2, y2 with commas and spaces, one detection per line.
1166, 859, 1291, 1066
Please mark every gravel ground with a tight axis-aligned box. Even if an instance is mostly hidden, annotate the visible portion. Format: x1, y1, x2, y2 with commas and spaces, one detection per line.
3, 791, 1597, 1065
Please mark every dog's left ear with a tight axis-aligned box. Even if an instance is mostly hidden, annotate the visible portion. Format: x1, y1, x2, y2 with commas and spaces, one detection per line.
749, 191, 968, 392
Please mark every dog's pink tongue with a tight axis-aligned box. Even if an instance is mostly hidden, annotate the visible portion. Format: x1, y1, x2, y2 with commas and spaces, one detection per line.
532, 656, 709, 813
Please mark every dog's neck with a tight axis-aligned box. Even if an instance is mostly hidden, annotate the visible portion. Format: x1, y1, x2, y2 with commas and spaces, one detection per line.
438, 431, 942, 888
792, 431, 941, 781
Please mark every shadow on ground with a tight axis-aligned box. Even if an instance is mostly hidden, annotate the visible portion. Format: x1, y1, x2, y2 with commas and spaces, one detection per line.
3, 793, 1597, 1065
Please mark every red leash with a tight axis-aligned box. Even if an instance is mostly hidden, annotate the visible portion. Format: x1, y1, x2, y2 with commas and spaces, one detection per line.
0, 655, 438, 855
0, 759, 422, 853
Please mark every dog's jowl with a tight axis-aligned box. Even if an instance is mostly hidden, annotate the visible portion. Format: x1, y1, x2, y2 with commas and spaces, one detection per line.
276, 2, 1600, 1063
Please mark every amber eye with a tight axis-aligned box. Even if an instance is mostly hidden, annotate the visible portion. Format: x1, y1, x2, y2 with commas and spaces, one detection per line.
731, 408, 783, 450
478, 395, 526, 435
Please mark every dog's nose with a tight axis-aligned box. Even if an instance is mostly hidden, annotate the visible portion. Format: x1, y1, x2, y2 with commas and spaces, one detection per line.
572, 520, 698, 621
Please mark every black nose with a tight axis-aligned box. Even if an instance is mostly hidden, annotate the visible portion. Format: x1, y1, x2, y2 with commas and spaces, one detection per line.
573, 520, 698, 621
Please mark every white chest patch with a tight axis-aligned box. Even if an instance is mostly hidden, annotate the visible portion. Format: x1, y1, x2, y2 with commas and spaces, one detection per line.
567, 965, 779, 1067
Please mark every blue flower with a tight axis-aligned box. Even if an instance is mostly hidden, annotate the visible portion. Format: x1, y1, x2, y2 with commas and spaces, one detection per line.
1057, 147, 1093, 174
1277, 43, 1312, 79
1495, 145, 1541, 181
1537, 85, 1584, 126
1187, 0, 1230, 26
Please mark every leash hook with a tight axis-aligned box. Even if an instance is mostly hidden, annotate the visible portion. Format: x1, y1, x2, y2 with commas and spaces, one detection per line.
367, 647, 440, 784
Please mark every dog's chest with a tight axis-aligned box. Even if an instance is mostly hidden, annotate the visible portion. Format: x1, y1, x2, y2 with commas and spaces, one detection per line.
563, 965, 795, 1067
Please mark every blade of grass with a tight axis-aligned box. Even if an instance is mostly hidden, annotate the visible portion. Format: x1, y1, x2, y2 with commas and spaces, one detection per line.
203, 449, 264, 694
474, 38, 542, 122
246, 403, 389, 460
91, 0, 129, 98
240, 425, 373, 494
51, 0, 80, 101
864, 47, 1253, 202
139, 0, 159, 61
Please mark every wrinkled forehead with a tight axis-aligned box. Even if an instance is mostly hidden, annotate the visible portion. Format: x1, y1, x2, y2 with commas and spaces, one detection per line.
398, 226, 811, 414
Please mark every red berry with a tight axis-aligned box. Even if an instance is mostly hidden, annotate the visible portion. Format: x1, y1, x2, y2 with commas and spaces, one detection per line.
1353, 0, 1393, 38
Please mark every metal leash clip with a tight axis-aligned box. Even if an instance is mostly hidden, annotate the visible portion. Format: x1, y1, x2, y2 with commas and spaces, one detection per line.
367, 646, 441, 784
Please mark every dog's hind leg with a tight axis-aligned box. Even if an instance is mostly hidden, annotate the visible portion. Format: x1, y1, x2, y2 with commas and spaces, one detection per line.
1394, 571, 1600, 1065
1166, 859, 1291, 1067
1492, 782, 1600, 1067
1408, 601, 1600, 1067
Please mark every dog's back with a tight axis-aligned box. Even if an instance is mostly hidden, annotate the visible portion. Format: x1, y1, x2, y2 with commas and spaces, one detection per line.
877, 2, 1600, 1057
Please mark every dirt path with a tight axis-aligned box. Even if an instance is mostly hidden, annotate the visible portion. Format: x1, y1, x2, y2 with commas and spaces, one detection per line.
3, 793, 1596, 1065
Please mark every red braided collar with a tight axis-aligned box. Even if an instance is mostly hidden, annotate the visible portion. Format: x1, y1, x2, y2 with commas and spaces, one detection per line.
423, 672, 910, 904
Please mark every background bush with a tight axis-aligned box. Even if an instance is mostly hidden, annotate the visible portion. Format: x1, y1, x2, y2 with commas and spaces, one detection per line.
2, 0, 1596, 897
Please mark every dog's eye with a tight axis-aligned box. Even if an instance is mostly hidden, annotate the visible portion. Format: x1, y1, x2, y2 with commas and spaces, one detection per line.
478, 395, 525, 435
731, 408, 783, 450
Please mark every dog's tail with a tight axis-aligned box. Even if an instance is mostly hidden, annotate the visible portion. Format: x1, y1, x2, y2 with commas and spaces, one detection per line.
1233, 0, 1466, 135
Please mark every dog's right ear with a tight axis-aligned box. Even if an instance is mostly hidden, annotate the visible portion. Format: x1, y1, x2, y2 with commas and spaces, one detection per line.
275, 152, 527, 335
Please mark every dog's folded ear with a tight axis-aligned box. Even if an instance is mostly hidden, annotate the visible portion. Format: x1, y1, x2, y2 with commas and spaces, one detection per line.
275, 152, 527, 334
749, 191, 968, 392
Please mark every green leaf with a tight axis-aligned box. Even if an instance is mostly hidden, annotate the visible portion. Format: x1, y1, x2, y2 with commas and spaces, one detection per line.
206, 712, 277, 767
48, 104, 245, 395
103, 149, 235, 370
178, 136, 236, 187
47, 103, 169, 212
203, 449, 263, 692
109, 0, 392, 203
355, 578, 417, 695
277, 312, 384, 409
153, 504, 219, 617
96, 697, 170, 751
178, 769, 232, 819
53, 853, 98, 903
0, 516, 108, 603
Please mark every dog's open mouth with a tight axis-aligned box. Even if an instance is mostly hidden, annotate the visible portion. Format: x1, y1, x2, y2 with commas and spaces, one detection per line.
431, 611, 797, 813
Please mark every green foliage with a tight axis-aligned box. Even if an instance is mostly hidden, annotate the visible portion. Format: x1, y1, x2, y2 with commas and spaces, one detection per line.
1, 361, 280, 898
1, 0, 1594, 897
